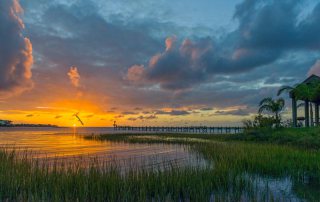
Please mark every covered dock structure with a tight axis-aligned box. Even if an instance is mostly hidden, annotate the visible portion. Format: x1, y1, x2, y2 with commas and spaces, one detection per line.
291, 75, 320, 127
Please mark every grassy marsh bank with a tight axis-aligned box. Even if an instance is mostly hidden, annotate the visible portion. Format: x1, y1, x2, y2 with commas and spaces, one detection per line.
1, 128, 320, 201
85, 127, 320, 149
227, 127, 320, 149
0, 149, 269, 201
85, 129, 320, 201
87, 132, 320, 179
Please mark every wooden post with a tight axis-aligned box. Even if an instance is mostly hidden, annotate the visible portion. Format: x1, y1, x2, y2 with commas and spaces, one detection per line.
292, 98, 297, 127
305, 100, 310, 127
315, 103, 319, 126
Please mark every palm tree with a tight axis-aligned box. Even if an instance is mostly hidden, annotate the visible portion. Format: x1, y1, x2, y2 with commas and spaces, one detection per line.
258, 97, 285, 127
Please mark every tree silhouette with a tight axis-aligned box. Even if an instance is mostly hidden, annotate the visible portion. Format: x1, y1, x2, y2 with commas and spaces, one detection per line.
258, 97, 285, 127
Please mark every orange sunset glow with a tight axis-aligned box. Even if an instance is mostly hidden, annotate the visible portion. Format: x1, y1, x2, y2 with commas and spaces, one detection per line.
0, 0, 319, 128
1, 0, 320, 201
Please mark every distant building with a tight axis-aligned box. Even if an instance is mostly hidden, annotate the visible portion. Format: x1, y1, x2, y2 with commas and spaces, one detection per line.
0, 120, 12, 126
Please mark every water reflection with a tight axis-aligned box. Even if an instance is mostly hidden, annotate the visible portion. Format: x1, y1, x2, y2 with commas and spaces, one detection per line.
0, 127, 207, 170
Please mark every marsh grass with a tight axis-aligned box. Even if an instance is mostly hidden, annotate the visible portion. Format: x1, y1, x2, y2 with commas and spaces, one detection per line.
89, 127, 320, 149
0, 149, 270, 201
86, 131, 320, 201
231, 127, 320, 149
1, 129, 320, 201
85, 133, 223, 145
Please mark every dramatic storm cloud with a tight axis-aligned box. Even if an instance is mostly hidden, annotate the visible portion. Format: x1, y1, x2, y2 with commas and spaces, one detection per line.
2, 0, 320, 126
0, 0, 33, 98
126, 37, 213, 90
127, 0, 320, 91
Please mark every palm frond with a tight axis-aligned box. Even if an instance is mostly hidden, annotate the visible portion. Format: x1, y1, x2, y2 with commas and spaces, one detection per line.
277, 86, 294, 96
259, 97, 273, 106
258, 105, 273, 114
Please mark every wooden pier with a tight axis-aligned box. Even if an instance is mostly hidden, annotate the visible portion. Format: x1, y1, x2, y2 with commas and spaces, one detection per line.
113, 125, 244, 134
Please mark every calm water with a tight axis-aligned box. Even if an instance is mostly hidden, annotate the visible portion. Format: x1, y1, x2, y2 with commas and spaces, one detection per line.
0, 127, 205, 170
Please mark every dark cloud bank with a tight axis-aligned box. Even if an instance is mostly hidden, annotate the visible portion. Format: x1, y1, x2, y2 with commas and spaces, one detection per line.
127, 0, 320, 91
3, 0, 320, 118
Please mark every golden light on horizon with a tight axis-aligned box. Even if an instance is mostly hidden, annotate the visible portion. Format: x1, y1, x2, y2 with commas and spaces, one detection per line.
0, 106, 115, 127
0, 96, 251, 127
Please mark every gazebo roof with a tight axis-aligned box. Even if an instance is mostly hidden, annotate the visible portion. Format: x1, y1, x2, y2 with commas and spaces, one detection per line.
301, 74, 320, 84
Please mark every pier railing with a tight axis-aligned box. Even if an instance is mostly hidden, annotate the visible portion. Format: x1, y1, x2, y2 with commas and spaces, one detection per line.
114, 125, 244, 134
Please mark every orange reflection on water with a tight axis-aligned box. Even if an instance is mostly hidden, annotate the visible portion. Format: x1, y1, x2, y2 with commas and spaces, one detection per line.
0, 127, 204, 170
1, 129, 114, 158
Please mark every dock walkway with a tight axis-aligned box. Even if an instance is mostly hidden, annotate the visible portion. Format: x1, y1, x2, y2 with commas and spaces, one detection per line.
114, 125, 244, 134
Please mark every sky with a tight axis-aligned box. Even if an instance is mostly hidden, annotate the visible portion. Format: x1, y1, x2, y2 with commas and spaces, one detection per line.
1, 0, 320, 127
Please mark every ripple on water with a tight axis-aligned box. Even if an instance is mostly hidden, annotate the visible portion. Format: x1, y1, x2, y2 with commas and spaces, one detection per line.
0, 127, 209, 171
